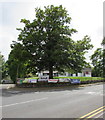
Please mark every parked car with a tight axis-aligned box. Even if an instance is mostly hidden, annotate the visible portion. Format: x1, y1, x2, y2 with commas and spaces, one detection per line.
1, 80, 13, 84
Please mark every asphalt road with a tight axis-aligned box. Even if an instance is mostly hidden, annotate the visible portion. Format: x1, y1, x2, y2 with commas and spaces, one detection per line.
1, 83, 105, 119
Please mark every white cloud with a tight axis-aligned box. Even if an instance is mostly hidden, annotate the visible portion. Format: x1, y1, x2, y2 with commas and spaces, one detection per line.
0, 28, 14, 60
0, 0, 104, 61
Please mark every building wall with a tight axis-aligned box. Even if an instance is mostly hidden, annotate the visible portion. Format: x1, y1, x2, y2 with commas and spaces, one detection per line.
38, 69, 92, 78
78, 73, 82, 77
82, 72, 91, 77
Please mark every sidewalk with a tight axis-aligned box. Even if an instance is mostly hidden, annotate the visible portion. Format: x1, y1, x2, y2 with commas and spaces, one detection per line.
0, 84, 16, 89
1, 82, 104, 93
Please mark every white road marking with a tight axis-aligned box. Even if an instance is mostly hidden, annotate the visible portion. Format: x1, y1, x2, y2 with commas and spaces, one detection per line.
86, 91, 103, 96
87, 92, 96, 95
0, 97, 48, 108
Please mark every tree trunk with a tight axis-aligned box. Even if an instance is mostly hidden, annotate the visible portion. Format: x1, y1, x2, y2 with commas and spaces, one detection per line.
49, 65, 53, 79
13, 80, 16, 84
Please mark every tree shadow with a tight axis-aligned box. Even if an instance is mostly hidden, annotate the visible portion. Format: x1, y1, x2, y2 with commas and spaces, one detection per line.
1, 84, 85, 97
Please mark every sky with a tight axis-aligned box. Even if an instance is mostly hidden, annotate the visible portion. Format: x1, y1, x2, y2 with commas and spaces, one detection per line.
0, 0, 104, 62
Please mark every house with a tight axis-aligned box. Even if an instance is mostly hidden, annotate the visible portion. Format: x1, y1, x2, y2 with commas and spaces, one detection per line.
82, 68, 92, 77
38, 71, 58, 79
37, 68, 92, 78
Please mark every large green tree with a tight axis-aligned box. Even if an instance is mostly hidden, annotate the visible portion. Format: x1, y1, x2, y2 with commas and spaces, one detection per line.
91, 48, 103, 77
102, 37, 105, 78
0, 52, 4, 81
7, 42, 31, 83
16, 5, 93, 79
0, 52, 8, 82
91, 37, 105, 77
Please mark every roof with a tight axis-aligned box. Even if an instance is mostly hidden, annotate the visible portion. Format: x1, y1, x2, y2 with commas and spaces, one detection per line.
82, 68, 92, 72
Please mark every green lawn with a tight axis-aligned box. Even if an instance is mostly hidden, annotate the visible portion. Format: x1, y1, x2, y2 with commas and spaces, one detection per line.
54, 77, 105, 81
26, 77, 38, 79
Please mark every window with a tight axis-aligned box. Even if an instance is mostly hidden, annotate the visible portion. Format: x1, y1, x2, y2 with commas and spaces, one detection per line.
43, 73, 49, 76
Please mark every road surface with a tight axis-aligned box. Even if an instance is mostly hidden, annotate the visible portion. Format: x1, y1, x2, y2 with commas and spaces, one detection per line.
1, 83, 105, 119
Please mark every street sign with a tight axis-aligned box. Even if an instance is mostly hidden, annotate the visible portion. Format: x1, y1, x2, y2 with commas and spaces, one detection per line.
59, 78, 70, 82
38, 79, 48, 82
29, 79, 37, 83
70, 79, 81, 84
23, 79, 37, 83
48, 79, 58, 83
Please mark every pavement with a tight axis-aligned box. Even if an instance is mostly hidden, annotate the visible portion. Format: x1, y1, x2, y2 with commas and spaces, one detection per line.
1, 83, 105, 119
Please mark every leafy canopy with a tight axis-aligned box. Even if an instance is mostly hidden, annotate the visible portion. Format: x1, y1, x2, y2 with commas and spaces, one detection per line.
91, 38, 105, 77
15, 5, 93, 79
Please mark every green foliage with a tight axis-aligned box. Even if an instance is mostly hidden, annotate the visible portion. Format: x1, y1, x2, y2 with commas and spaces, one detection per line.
16, 5, 93, 79
2, 62, 9, 79
54, 76, 104, 81
0, 52, 8, 82
91, 37, 105, 77
103, 49, 105, 78
101, 37, 105, 45
0, 52, 4, 82
91, 47, 104, 77
7, 43, 31, 83
0, 52, 4, 72
102, 37, 105, 77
